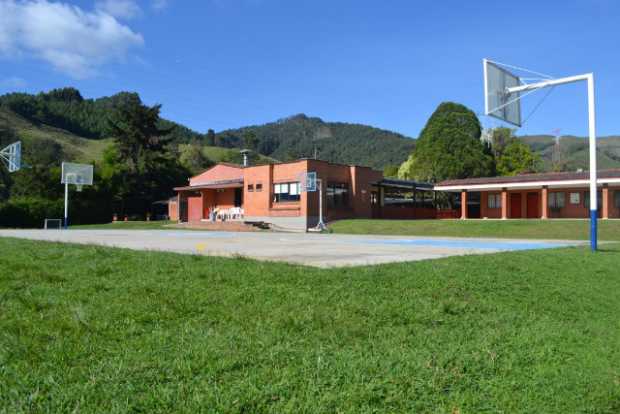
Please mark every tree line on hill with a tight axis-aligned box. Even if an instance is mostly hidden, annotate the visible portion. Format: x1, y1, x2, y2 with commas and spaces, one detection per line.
0, 88, 202, 143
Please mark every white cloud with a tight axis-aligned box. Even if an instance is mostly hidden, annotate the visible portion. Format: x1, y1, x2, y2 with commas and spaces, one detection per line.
1, 76, 27, 90
152, 0, 168, 11
0, 0, 144, 79
96, 0, 141, 19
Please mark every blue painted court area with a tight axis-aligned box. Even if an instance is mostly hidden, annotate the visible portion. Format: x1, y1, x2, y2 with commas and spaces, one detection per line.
356, 238, 568, 251
154, 231, 231, 238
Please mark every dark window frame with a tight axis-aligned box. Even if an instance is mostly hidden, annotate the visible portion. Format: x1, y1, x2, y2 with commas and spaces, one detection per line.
273, 182, 300, 202
549, 192, 566, 210
487, 193, 501, 209
326, 182, 350, 208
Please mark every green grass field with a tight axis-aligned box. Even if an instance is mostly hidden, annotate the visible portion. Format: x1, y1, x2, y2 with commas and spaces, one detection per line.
1, 238, 619, 413
330, 219, 620, 241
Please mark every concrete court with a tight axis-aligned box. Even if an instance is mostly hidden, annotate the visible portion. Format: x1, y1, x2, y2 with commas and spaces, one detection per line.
0, 229, 585, 268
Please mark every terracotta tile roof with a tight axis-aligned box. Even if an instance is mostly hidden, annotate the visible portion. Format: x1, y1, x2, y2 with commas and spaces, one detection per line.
436, 169, 620, 187
175, 178, 244, 192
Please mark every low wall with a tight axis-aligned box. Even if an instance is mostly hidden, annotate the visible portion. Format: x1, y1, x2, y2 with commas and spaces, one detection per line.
245, 215, 308, 231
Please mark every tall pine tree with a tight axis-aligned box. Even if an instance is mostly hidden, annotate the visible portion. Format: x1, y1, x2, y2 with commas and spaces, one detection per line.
104, 96, 187, 216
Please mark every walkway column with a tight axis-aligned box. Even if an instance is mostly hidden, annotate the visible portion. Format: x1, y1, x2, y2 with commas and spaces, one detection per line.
200, 191, 205, 220
602, 185, 609, 219
501, 188, 508, 220
460, 190, 468, 220
541, 186, 548, 219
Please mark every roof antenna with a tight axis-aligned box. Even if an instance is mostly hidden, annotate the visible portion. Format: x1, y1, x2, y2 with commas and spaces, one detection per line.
551, 128, 562, 171
240, 149, 251, 167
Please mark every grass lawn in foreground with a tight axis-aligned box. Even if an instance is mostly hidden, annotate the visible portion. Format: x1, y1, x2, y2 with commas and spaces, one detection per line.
330, 218, 620, 241
1, 239, 619, 412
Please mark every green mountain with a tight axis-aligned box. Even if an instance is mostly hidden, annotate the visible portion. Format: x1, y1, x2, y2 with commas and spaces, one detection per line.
520, 135, 620, 171
0, 105, 276, 166
216, 114, 416, 169
0, 89, 415, 170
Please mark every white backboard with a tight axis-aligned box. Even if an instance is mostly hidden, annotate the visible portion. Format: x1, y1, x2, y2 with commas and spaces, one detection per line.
484, 59, 522, 127
299, 171, 317, 192
0, 141, 21, 172
61, 162, 94, 185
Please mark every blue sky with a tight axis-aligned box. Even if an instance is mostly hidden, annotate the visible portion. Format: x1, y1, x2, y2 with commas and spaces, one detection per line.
1, 0, 618, 138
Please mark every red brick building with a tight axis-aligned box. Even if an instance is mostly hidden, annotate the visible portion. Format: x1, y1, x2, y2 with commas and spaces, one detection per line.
435, 169, 620, 220
170, 159, 435, 230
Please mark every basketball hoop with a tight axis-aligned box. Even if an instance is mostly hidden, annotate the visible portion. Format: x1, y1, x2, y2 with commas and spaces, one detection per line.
298, 171, 317, 192
298, 171, 326, 231
483, 58, 599, 251
61, 162, 94, 229
0, 141, 21, 173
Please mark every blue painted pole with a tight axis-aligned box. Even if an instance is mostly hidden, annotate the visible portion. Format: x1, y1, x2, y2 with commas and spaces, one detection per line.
590, 210, 597, 251
587, 74, 598, 252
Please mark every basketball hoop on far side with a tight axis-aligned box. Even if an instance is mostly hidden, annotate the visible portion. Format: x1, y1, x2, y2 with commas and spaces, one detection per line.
299, 171, 326, 232
61, 162, 94, 228
0, 141, 22, 173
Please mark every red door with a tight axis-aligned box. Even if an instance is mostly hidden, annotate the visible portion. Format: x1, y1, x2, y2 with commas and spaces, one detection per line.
510, 193, 522, 218
527, 192, 540, 218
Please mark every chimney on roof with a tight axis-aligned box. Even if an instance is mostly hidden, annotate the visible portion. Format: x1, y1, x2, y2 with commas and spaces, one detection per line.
240, 149, 251, 167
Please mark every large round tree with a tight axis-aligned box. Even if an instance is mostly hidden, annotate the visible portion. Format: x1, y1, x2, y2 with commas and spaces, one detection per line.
399, 102, 494, 182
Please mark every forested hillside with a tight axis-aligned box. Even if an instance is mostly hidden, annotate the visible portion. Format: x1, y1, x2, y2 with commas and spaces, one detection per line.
216, 114, 416, 169
521, 135, 620, 171
0, 88, 202, 143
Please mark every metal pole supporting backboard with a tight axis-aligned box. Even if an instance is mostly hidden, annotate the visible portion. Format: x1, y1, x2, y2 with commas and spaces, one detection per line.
64, 181, 69, 229
587, 75, 598, 250
316, 178, 326, 231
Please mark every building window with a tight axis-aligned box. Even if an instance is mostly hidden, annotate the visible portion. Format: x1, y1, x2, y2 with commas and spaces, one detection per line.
487, 193, 501, 209
247, 184, 254, 192
549, 192, 565, 210
256, 183, 263, 192
615, 191, 620, 209
326, 182, 349, 208
273, 182, 300, 202
569, 192, 580, 205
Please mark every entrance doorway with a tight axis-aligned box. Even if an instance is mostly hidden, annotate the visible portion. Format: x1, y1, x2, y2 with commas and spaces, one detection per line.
467, 192, 481, 219
179, 197, 188, 222
510, 193, 522, 218
234, 188, 243, 207
526, 192, 540, 218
